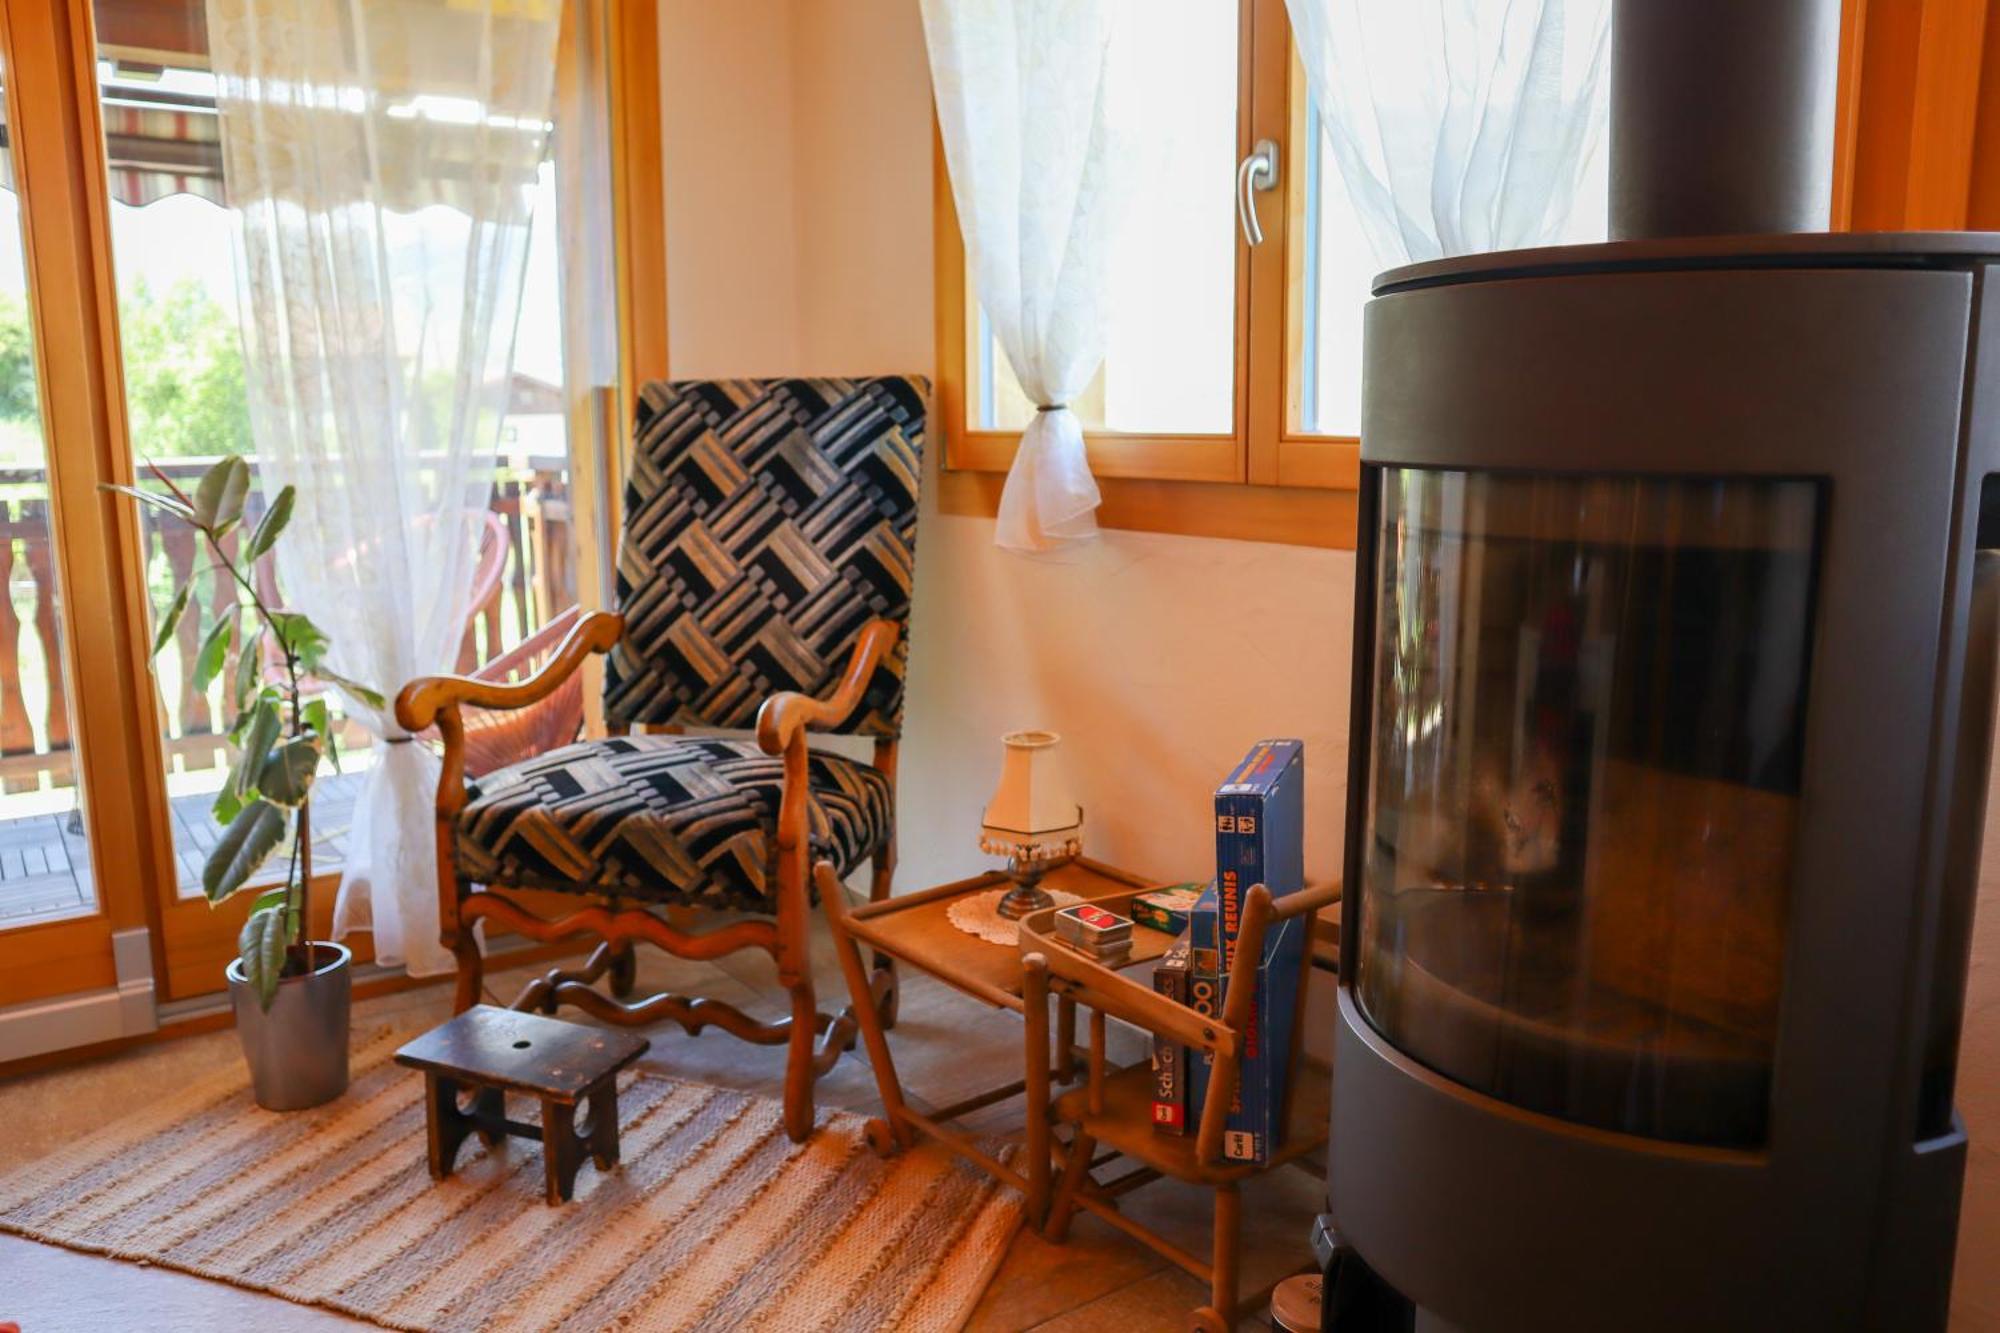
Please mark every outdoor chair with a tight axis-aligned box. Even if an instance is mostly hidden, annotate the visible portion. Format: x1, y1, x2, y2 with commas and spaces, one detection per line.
397, 376, 926, 1142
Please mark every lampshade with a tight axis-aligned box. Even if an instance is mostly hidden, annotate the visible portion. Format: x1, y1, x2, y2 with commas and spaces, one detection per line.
980, 729, 1082, 846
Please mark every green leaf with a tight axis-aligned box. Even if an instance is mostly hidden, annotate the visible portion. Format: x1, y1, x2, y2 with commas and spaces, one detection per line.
239, 905, 289, 1010
234, 622, 265, 713
320, 669, 386, 711
303, 697, 338, 773
203, 798, 286, 902
227, 685, 277, 744
150, 580, 192, 657
258, 737, 320, 807
231, 698, 282, 800
268, 611, 329, 671
210, 784, 242, 824
246, 484, 294, 559
192, 455, 251, 533
102, 482, 195, 523
192, 612, 234, 693
248, 887, 288, 916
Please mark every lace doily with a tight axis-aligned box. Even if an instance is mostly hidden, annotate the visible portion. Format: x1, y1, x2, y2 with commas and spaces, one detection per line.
946, 885, 1084, 946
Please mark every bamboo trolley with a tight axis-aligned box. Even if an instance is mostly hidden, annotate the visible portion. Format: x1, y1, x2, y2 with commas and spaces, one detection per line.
1020, 881, 1338, 1332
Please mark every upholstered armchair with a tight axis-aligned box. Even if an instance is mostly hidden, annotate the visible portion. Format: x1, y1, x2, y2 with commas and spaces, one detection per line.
397, 376, 926, 1142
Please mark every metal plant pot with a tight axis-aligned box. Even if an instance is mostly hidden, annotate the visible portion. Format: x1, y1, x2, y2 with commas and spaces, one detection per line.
227, 941, 353, 1111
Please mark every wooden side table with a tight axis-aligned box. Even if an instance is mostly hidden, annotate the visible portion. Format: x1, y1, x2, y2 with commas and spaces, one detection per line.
817, 856, 1170, 1215
395, 1005, 650, 1204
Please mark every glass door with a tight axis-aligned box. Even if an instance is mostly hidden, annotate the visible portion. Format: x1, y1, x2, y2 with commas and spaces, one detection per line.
0, 0, 647, 1052
89, 0, 613, 999
0, 0, 183, 1058
0, 52, 102, 1004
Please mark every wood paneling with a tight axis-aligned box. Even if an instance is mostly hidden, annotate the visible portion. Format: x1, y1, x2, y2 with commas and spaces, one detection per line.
1845, 0, 1997, 229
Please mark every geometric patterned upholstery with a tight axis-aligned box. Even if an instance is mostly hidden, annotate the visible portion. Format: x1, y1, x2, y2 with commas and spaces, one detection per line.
604, 376, 927, 737
454, 736, 894, 912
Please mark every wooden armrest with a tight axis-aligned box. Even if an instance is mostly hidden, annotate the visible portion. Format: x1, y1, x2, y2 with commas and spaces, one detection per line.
755, 618, 900, 756
396, 609, 624, 731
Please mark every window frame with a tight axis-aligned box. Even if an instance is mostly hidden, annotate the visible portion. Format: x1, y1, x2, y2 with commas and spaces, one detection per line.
932, 0, 1361, 549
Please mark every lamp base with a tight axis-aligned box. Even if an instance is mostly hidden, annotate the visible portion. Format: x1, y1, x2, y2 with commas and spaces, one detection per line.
995, 881, 1056, 921
994, 855, 1072, 920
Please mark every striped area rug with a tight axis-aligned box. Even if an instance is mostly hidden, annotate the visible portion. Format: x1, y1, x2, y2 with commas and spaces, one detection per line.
0, 1030, 1021, 1332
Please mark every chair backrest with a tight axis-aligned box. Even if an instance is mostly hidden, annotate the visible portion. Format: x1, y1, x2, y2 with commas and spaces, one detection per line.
604, 376, 928, 737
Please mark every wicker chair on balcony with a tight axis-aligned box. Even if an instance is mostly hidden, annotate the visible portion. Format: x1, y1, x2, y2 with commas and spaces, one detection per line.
397, 376, 927, 1142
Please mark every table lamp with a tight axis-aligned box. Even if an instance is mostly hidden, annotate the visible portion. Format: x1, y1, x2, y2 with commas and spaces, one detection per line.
978, 729, 1084, 920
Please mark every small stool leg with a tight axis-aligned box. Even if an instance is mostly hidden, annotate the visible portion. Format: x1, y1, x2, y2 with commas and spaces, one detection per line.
542, 1099, 582, 1204
426, 1074, 478, 1181
471, 1085, 505, 1146
586, 1077, 621, 1171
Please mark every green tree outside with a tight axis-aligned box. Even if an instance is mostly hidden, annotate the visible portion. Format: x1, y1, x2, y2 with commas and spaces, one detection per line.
114, 277, 253, 459
0, 276, 251, 469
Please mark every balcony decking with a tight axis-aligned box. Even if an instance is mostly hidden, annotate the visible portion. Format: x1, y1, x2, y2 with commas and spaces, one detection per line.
0, 769, 365, 924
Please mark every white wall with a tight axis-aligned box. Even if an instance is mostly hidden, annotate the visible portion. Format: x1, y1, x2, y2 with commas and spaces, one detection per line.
656, 2, 1998, 1325
658, 0, 801, 374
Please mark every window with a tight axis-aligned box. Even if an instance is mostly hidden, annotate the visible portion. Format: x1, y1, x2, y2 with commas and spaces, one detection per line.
934, 0, 1605, 547
970, 2, 1240, 440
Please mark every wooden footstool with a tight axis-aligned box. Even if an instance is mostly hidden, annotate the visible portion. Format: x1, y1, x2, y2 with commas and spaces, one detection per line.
395, 1005, 650, 1204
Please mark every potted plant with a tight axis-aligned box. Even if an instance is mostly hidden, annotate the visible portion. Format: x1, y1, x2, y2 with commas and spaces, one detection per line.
109, 456, 384, 1110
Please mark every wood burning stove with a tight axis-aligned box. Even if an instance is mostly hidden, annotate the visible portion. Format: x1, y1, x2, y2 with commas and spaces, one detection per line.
1327, 3, 1997, 1329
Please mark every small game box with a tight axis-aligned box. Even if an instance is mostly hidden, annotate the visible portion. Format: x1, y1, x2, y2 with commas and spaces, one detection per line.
1132, 883, 1205, 935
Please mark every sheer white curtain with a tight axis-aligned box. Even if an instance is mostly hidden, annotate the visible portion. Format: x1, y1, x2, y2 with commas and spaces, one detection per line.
208, 0, 560, 975
1287, 0, 1612, 265
921, 0, 1122, 553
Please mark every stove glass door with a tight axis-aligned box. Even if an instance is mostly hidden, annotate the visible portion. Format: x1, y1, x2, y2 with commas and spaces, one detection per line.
1357, 468, 1820, 1147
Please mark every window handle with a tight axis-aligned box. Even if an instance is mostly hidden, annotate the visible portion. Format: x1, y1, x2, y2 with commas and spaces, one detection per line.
1237, 138, 1280, 247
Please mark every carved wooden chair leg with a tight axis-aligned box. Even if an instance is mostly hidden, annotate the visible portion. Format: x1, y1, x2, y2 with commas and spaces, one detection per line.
450, 925, 484, 1015
776, 849, 820, 1143
607, 937, 638, 999
781, 971, 819, 1143
515, 940, 637, 1014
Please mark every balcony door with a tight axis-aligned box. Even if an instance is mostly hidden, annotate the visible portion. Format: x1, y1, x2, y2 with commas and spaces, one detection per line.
0, 0, 661, 1057
0, 1, 178, 1058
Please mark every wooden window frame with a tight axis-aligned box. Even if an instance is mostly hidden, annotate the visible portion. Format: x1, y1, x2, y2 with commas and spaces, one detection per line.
1835, 0, 2000, 231
933, 0, 1360, 550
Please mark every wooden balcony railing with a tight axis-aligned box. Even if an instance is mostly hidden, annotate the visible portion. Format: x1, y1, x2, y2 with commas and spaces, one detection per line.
0, 453, 577, 795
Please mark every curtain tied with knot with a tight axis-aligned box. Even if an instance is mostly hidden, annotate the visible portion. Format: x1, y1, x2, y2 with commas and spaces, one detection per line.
920, 0, 1123, 553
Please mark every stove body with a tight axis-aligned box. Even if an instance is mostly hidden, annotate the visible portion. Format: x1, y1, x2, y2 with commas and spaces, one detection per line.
1330, 232, 2000, 1331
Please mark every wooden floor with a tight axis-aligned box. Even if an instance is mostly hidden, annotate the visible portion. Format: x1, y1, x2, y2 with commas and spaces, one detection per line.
0, 769, 362, 924
0, 915, 1328, 1331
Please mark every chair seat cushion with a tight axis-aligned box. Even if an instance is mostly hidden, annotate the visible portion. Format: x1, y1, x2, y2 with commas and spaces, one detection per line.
454, 735, 892, 912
